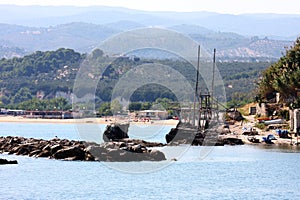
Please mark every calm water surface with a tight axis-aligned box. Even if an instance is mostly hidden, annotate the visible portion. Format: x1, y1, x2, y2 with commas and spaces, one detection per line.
1, 122, 300, 199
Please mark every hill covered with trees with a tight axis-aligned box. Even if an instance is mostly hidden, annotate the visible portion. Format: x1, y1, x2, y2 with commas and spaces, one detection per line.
0, 48, 270, 110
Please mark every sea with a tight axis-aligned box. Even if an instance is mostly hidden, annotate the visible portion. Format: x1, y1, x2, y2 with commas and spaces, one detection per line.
1, 122, 300, 200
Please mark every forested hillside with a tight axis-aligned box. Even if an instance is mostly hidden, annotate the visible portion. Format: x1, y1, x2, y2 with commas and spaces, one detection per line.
0, 48, 270, 108
0, 48, 82, 105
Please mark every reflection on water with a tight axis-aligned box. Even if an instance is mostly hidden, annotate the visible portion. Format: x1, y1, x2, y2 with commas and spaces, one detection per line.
255, 144, 300, 153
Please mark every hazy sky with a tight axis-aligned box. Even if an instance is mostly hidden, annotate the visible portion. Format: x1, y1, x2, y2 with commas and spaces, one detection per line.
0, 0, 300, 14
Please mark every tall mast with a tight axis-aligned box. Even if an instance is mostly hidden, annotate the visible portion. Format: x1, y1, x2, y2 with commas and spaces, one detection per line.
193, 45, 200, 126
211, 48, 216, 107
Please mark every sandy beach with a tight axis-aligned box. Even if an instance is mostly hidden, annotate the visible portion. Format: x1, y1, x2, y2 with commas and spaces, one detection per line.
0, 115, 180, 126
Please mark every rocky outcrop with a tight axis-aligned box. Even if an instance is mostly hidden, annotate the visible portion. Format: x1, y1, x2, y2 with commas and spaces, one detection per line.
0, 136, 166, 162
166, 122, 199, 144
0, 158, 18, 165
103, 123, 129, 142
226, 109, 244, 121
165, 122, 244, 146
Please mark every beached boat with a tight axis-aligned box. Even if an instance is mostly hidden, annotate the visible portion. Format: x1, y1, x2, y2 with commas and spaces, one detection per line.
263, 119, 285, 125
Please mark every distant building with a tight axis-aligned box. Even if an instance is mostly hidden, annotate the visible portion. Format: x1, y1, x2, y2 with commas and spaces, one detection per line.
25, 111, 73, 119
136, 110, 168, 120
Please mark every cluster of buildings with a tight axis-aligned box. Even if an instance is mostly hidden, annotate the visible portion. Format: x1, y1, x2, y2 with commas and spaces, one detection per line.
0, 109, 73, 119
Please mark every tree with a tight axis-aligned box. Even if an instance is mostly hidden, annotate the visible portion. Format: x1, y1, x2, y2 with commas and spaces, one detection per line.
91, 49, 104, 59
128, 102, 142, 111
98, 102, 112, 116
257, 37, 300, 103
11, 87, 32, 104
110, 99, 122, 114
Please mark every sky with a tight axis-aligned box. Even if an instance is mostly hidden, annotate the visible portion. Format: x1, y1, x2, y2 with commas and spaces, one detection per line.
0, 0, 300, 14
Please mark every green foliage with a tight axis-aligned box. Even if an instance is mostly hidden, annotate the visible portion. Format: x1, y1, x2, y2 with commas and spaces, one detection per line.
11, 87, 32, 104
110, 99, 122, 114
278, 109, 290, 121
254, 122, 266, 130
98, 102, 113, 116
0, 47, 270, 110
218, 61, 270, 104
0, 48, 83, 105
128, 102, 142, 111
10, 97, 71, 111
257, 37, 300, 103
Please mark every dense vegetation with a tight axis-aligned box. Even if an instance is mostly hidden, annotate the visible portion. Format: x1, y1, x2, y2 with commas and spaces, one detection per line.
0, 48, 270, 111
0, 48, 82, 106
257, 37, 300, 107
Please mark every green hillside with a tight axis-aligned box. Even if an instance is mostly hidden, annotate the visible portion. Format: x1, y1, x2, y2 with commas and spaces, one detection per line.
0, 48, 270, 109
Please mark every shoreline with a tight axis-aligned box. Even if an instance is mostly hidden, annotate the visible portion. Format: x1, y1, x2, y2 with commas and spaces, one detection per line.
223, 114, 300, 148
1, 115, 299, 149
0, 115, 179, 126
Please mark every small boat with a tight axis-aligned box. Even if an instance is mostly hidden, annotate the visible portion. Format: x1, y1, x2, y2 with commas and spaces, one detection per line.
263, 119, 285, 125
257, 117, 271, 123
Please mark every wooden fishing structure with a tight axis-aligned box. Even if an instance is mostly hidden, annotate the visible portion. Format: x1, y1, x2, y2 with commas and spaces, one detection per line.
189, 46, 218, 130
166, 47, 222, 145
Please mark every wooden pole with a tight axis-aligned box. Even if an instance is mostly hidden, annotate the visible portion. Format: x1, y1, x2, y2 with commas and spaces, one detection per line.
193, 45, 200, 126
211, 48, 216, 107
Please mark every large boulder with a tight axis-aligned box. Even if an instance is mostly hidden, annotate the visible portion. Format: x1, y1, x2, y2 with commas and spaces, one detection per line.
103, 123, 129, 142
165, 125, 198, 144
149, 149, 166, 161
226, 109, 244, 121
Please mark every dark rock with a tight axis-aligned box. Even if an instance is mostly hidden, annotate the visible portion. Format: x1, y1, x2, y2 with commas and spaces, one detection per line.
28, 149, 42, 157
103, 123, 129, 142
0, 158, 18, 165
149, 149, 166, 161
50, 144, 63, 154
226, 109, 244, 121
37, 150, 51, 158
53, 146, 86, 160
165, 122, 198, 144
222, 137, 244, 145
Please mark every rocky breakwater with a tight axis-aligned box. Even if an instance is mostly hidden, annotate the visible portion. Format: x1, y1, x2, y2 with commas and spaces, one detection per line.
0, 135, 166, 162
165, 122, 244, 146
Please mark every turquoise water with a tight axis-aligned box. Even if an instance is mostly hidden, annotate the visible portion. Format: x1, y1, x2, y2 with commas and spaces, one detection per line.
1, 123, 300, 199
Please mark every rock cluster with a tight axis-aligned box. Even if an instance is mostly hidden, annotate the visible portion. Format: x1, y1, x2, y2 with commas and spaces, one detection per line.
0, 136, 166, 162
165, 122, 244, 146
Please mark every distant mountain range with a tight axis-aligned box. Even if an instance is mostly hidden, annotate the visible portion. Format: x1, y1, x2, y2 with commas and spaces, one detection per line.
0, 5, 299, 60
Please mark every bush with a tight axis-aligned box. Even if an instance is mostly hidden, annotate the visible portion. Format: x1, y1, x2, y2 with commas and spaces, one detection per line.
254, 122, 266, 130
